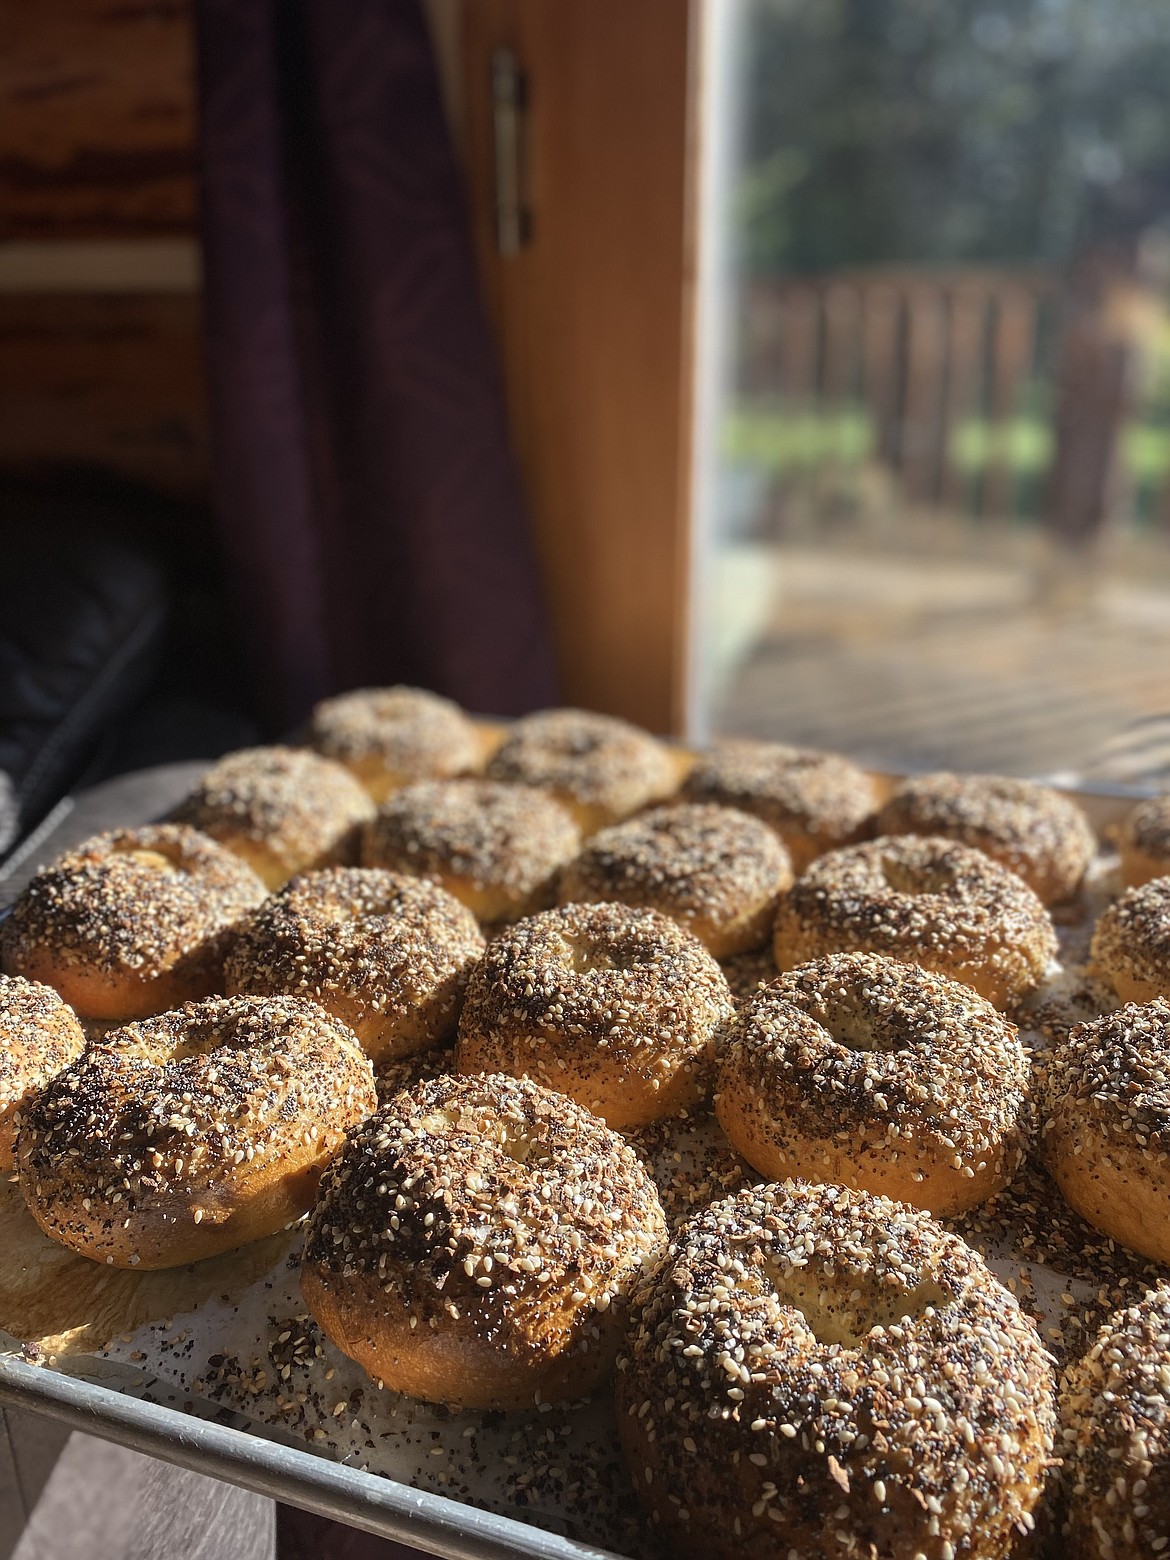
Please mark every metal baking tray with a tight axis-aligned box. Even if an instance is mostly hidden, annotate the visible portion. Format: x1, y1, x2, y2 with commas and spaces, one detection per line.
0, 759, 1153, 1560
0, 761, 635, 1560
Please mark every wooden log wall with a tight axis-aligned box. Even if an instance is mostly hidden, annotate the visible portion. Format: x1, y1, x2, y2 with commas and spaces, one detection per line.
0, 0, 207, 500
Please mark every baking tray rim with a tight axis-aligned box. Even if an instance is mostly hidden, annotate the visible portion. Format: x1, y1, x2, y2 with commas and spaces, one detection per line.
0, 1352, 625, 1560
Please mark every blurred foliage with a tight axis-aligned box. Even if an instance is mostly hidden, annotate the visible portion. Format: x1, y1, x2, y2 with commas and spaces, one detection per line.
736, 0, 1170, 274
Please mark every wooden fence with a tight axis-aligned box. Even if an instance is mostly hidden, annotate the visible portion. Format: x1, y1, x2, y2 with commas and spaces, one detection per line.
737, 267, 1064, 521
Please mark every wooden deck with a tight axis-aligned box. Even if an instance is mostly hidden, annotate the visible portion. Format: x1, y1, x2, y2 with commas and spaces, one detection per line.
711, 544, 1170, 781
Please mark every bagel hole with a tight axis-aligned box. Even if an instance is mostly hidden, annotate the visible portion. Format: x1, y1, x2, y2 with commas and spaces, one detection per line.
772, 1269, 952, 1347
880, 854, 953, 897
118, 1028, 224, 1067
494, 1129, 552, 1166
560, 934, 649, 975
547, 731, 604, 759
417, 1109, 552, 1166
313, 894, 364, 924
111, 843, 187, 875
167, 1025, 247, 1063
815, 997, 907, 1054
170, 1038, 219, 1062
317, 893, 399, 926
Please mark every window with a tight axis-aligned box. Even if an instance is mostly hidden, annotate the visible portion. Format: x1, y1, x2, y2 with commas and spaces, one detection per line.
693, 0, 1170, 778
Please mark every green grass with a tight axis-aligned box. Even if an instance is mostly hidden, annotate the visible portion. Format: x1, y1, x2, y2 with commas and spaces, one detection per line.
1126, 422, 1170, 480
724, 405, 1170, 482
950, 418, 1051, 474
724, 408, 873, 468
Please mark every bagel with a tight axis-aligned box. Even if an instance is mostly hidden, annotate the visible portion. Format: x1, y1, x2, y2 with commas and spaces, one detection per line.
558, 803, 793, 957
1058, 1285, 1170, 1559
0, 975, 86, 1171
300, 1072, 668, 1409
774, 835, 1057, 1010
18, 995, 377, 1268
1040, 1000, 1170, 1265
173, 746, 375, 889
455, 901, 734, 1129
1, 823, 266, 1021
681, 741, 877, 871
617, 1180, 1056, 1560
361, 779, 580, 924
716, 952, 1030, 1215
1091, 878, 1170, 1003
225, 867, 484, 1062
484, 708, 678, 834
1118, 794, 1170, 890
306, 686, 481, 802
877, 772, 1095, 906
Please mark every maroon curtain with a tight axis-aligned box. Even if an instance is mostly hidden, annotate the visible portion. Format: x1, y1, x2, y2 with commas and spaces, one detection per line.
195, 0, 557, 729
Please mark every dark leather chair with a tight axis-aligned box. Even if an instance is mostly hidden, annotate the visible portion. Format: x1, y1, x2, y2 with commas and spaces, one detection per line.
0, 525, 167, 857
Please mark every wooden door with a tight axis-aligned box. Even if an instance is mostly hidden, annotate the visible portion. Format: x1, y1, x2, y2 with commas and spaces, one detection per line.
451, 0, 699, 734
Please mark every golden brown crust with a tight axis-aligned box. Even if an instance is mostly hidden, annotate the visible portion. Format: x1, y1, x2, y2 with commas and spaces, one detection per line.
454, 902, 735, 1129
18, 994, 377, 1268
1, 824, 267, 1021
306, 686, 481, 802
617, 1180, 1056, 1560
224, 868, 484, 1062
877, 772, 1096, 905
1040, 1002, 1170, 1265
484, 708, 678, 834
172, 746, 375, 890
558, 804, 793, 958
0, 975, 86, 1171
773, 834, 1057, 1009
300, 1072, 668, 1410
1058, 1285, 1170, 1559
1091, 879, 1170, 1003
681, 741, 877, 871
360, 779, 580, 923
716, 953, 1030, 1215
